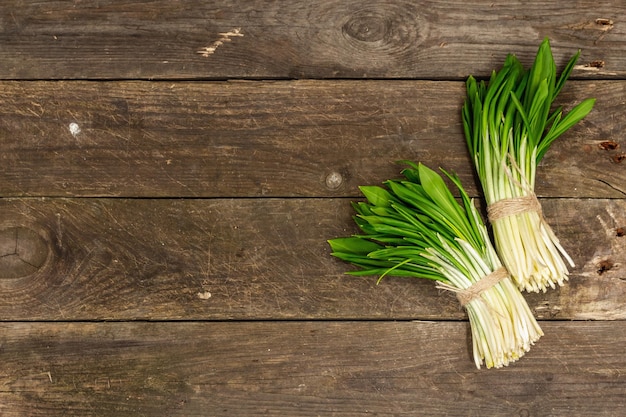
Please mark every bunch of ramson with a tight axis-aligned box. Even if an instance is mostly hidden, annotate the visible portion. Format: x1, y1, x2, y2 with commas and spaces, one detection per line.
329, 162, 543, 369
463, 38, 594, 292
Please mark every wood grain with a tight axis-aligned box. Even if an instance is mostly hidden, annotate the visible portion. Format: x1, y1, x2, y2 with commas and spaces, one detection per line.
1, 321, 624, 417
0, 80, 622, 198
2, 2, 626, 414
0, 0, 624, 80
0, 197, 623, 321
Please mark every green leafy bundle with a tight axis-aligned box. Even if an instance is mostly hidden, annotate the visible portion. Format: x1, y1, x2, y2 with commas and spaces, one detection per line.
462, 38, 595, 292
329, 162, 542, 369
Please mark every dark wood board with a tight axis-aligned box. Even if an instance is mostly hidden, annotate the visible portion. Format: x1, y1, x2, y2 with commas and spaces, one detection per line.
0, 0, 624, 80
1, 321, 624, 417
0, 197, 623, 321
2, 1, 626, 414
0, 80, 622, 198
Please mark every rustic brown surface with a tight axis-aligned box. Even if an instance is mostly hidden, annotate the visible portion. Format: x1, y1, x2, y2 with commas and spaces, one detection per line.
0, 80, 623, 198
0, 197, 624, 321
1, 0, 625, 415
0, 0, 625, 80
1, 321, 625, 417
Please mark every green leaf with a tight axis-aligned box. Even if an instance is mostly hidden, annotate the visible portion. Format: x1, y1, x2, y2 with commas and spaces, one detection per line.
416, 164, 475, 241
328, 237, 382, 255
554, 49, 581, 100
441, 169, 484, 249
524, 37, 555, 110
368, 247, 423, 260
359, 186, 395, 207
526, 78, 550, 147
537, 98, 596, 161
510, 90, 530, 129
417, 164, 456, 212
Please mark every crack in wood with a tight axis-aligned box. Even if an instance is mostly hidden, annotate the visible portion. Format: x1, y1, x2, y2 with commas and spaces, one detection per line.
0, 227, 50, 279
595, 178, 626, 197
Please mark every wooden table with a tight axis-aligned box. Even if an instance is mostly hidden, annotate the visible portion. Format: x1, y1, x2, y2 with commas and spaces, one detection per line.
1, 1, 625, 415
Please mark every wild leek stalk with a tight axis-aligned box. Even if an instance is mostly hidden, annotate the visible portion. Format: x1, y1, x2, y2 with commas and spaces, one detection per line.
462, 38, 595, 292
328, 162, 542, 369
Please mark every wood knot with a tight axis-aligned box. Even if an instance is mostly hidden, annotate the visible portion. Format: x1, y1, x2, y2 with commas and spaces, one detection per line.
325, 171, 344, 190
343, 13, 389, 43
0, 227, 50, 279
339, 4, 427, 55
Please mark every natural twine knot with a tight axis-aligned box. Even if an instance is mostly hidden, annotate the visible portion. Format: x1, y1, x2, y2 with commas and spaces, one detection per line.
437, 267, 510, 306
487, 192, 542, 223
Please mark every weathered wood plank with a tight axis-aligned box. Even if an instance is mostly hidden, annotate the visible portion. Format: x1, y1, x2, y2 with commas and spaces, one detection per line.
0, 321, 624, 416
0, 80, 622, 198
0, 198, 623, 320
0, 0, 624, 80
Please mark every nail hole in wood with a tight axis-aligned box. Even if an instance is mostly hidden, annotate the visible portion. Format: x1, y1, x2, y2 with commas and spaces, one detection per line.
598, 140, 619, 150
586, 60, 605, 69
595, 18, 614, 26
597, 259, 614, 275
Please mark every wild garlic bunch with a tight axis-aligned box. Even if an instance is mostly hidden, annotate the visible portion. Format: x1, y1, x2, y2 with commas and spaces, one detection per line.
462, 38, 595, 292
329, 162, 542, 369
